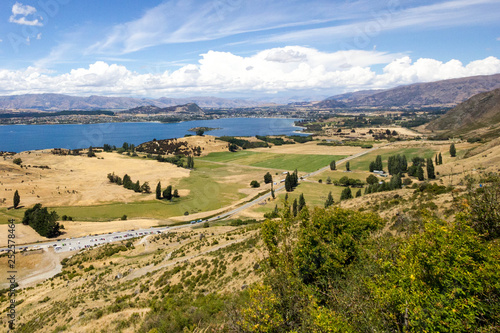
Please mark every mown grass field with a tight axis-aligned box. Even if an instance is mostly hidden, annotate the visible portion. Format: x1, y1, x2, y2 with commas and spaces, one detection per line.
200, 151, 348, 173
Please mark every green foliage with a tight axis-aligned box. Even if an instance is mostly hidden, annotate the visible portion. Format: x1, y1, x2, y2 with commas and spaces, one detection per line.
426, 158, 436, 179
250, 180, 260, 188
366, 174, 378, 185
196, 128, 205, 136
324, 192, 334, 208
218, 136, 269, 149
13, 190, 20, 208
22, 203, 61, 238
345, 161, 350, 171
340, 187, 353, 200
163, 185, 172, 200
371, 215, 500, 332
450, 143, 457, 157
264, 172, 273, 184
155, 182, 162, 200
13, 158, 22, 165
464, 173, 500, 240
330, 160, 336, 170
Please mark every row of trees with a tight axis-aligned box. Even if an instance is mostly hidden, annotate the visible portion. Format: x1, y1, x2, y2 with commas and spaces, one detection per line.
155, 182, 179, 200
107, 173, 151, 193
284, 170, 299, 192
22, 203, 62, 238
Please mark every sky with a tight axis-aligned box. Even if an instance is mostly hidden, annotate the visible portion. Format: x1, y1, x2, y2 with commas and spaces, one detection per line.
0, 0, 499, 100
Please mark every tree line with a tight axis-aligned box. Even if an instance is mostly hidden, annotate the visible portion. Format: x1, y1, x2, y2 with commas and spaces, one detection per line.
107, 173, 151, 193
22, 203, 62, 238
155, 182, 179, 200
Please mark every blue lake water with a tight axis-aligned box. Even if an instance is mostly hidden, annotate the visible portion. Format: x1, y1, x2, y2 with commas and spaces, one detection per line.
0, 118, 305, 152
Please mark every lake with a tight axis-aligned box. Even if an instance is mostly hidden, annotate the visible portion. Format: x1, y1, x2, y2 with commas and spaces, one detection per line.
0, 118, 305, 152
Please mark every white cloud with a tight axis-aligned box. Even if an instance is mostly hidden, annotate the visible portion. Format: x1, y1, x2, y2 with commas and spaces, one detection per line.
87, 0, 377, 54
1, 47, 500, 98
9, 2, 43, 27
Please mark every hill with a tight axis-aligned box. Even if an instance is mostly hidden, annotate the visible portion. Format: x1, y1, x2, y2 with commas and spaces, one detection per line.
123, 103, 204, 115
425, 88, 500, 139
320, 73, 500, 108
0, 94, 263, 111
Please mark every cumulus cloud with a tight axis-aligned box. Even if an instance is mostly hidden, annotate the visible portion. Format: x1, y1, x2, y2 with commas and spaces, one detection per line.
9, 2, 43, 26
1, 47, 500, 97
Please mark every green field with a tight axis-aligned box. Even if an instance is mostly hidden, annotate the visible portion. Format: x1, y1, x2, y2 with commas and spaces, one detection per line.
252, 181, 353, 216
200, 151, 348, 173
349, 147, 437, 171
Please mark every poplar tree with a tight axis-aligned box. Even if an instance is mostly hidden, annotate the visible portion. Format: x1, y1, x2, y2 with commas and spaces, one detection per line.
13, 190, 20, 208
156, 182, 162, 199
450, 143, 456, 157
324, 191, 334, 208
298, 194, 306, 212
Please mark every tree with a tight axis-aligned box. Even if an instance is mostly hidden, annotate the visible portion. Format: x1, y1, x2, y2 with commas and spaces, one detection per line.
324, 191, 334, 208
298, 194, 306, 212
271, 188, 275, 199
22, 203, 61, 238
13, 158, 22, 165
390, 173, 402, 190
438, 152, 443, 165
163, 185, 172, 200
426, 158, 436, 179
133, 181, 141, 192
345, 161, 350, 171
186, 156, 195, 169
450, 143, 456, 157
355, 189, 362, 197
338, 176, 350, 186
285, 174, 293, 192
330, 160, 336, 170
292, 199, 298, 217
123, 174, 132, 189
326, 176, 332, 184
369, 161, 375, 172
264, 172, 273, 184
13, 190, 20, 208
366, 174, 378, 185
250, 180, 260, 188
196, 129, 205, 136
87, 146, 96, 157
173, 189, 179, 198
416, 166, 425, 181
340, 187, 353, 200
435, 154, 438, 166
156, 182, 162, 199
229, 143, 238, 152
141, 182, 151, 193
375, 155, 383, 171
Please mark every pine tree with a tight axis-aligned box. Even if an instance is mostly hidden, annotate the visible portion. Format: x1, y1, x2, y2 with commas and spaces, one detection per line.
450, 143, 456, 157
427, 158, 436, 179
435, 154, 438, 166
402, 155, 408, 172
264, 172, 273, 184
163, 185, 172, 200
298, 193, 306, 212
355, 189, 362, 197
324, 191, 334, 208
156, 182, 162, 199
439, 152, 443, 165
340, 187, 353, 200
13, 190, 20, 208
292, 199, 298, 217
285, 174, 292, 192
133, 180, 141, 193
369, 161, 375, 172
345, 161, 350, 171
417, 166, 425, 181
375, 155, 383, 171
330, 160, 336, 170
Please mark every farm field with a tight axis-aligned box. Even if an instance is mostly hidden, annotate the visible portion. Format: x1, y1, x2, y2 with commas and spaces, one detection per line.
200, 150, 348, 173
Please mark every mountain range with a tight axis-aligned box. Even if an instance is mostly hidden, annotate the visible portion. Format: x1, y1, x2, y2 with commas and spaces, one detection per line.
320, 73, 500, 108
1, 73, 500, 111
0, 94, 263, 111
426, 87, 500, 139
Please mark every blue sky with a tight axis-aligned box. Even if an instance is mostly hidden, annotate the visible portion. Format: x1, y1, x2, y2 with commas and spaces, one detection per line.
0, 0, 499, 100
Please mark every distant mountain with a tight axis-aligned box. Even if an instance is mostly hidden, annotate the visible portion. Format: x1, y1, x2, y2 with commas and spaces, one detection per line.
125, 103, 204, 115
425, 88, 500, 139
320, 73, 500, 108
0, 93, 263, 111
